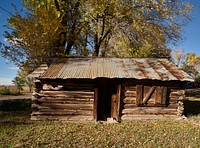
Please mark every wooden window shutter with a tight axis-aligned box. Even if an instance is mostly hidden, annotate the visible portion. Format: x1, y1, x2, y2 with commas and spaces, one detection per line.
136, 85, 143, 106
136, 85, 167, 106
160, 86, 167, 105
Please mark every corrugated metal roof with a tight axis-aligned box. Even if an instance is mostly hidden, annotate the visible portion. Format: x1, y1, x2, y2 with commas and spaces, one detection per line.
39, 58, 193, 81
28, 64, 48, 78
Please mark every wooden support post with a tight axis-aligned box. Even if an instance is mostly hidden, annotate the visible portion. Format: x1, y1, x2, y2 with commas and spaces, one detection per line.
93, 88, 98, 121
116, 85, 121, 121
136, 85, 143, 106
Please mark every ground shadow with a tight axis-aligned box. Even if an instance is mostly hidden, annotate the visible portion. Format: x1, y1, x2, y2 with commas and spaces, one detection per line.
0, 99, 31, 111
183, 100, 200, 116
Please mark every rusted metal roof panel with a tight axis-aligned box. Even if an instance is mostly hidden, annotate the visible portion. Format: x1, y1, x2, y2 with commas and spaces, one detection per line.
28, 64, 48, 78
40, 58, 193, 81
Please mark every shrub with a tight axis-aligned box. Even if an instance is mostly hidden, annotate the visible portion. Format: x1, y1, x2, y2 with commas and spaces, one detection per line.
0, 87, 20, 95
0, 88, 11, 95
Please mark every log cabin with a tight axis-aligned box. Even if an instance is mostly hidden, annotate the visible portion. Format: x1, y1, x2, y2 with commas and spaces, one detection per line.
29, 57, 193, 121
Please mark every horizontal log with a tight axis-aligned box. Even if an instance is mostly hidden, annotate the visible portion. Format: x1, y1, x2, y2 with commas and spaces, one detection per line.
33, 97, 94, 104
124, 86, 136, 91
38, 91, 94, 97
122, 108, 177, 115
124, 91, 136, 97
34, 103, 93, 111
31, 115, 93, 121
124, 104, 137, 109
121, 114, 178, 120
123, 97, 136, 104
169, 100, 179, 104
170, 90, 185, 95
124, 103, 177, 109
32, 110, 93, 116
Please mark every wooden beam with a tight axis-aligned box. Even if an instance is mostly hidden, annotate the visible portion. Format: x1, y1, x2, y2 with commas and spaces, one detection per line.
93, 88, 98, 121
136, 85, 143, 106
143, 86, 156, 104
116, 85, 121, 122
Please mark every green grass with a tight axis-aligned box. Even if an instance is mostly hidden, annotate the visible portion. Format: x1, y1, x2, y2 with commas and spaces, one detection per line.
0, 110, 200, 147
0, 90, 200, 148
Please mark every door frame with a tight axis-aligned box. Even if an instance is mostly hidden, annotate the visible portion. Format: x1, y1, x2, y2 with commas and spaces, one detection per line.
93, 78, 121, 121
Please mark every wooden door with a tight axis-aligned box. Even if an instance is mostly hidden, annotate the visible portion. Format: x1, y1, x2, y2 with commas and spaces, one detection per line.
111, 85, 121, 121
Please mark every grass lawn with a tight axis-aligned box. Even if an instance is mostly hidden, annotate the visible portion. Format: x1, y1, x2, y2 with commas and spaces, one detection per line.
0, 89, 200, 147
0, 110, 200, 147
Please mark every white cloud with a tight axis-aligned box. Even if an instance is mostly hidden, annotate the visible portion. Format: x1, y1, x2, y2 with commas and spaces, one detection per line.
0, 78, 14, 85
7, 67, 19, 70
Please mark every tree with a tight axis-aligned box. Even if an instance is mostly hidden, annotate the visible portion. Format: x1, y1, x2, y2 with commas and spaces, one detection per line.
12, 76, 25, 94
182, 52, 200, 78
83, 0, 192, 57
12, 68, 34, 93
0, 0, 193, 69
171, 48, 186, 67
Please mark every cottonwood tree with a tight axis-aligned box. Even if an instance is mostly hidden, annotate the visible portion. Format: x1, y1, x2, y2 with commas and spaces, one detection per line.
171, 48, 186, 67
182, 52, 200, 78
0, 0, 193, 69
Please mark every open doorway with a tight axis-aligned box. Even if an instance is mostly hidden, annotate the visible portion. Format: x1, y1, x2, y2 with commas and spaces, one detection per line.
95, 78, 121, 121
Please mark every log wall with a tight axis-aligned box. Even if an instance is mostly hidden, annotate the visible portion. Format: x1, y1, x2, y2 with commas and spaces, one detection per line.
31, 81, 94, 121
121, 83, 185, 120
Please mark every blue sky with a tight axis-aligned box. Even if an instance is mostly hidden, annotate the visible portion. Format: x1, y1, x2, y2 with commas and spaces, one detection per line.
0, 0, 200, 85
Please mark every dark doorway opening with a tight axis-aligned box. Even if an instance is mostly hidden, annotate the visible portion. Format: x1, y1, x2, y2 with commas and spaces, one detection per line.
96, 78, 119, 121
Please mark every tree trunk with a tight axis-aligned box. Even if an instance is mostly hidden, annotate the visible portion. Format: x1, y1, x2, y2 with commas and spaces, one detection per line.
65, 41, 74, 55
93, 34, 100, 57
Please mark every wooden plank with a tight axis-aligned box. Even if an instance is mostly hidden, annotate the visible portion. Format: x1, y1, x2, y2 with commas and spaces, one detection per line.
155, 86, 161, 104
116, 85, 121, 122
136, 85, 143, 106
123, 97, 136, 104
111, 94, 117, 119
143, 86, 156, 104
32, 110, 93, 116
38, 103, 93, 110
122, 108, 177, 115
124, 104, 137, 109
93, 88, 98, 121
121, 115, 178, 120
161, 87, 167, 105
39, 90, 94, 96
124, 86, 136, 91
31, 115, 93, 121
35, 97, 94, 104
124, 91, 136, 97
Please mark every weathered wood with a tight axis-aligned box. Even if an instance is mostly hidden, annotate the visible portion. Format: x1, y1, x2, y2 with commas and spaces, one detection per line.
123, 97, 136, 104
32, 110, 93, 116
136, 85, 143, 106
39, 90, 94, 96
124, 91, 136, 97
155, 86, 161, 104
35, 103, 93, 110
124, 86, 136, 91
111, 94, 117, 119
121, 114, 178, 120
161, 87, 167, 105
34, 97, 94, 104
116, 85, 121, 122
122, 108, 177, 115
124, 104, 137, 109
93, 88, 98, 121
143, 86, 156, 104
31, 115, 93, 121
